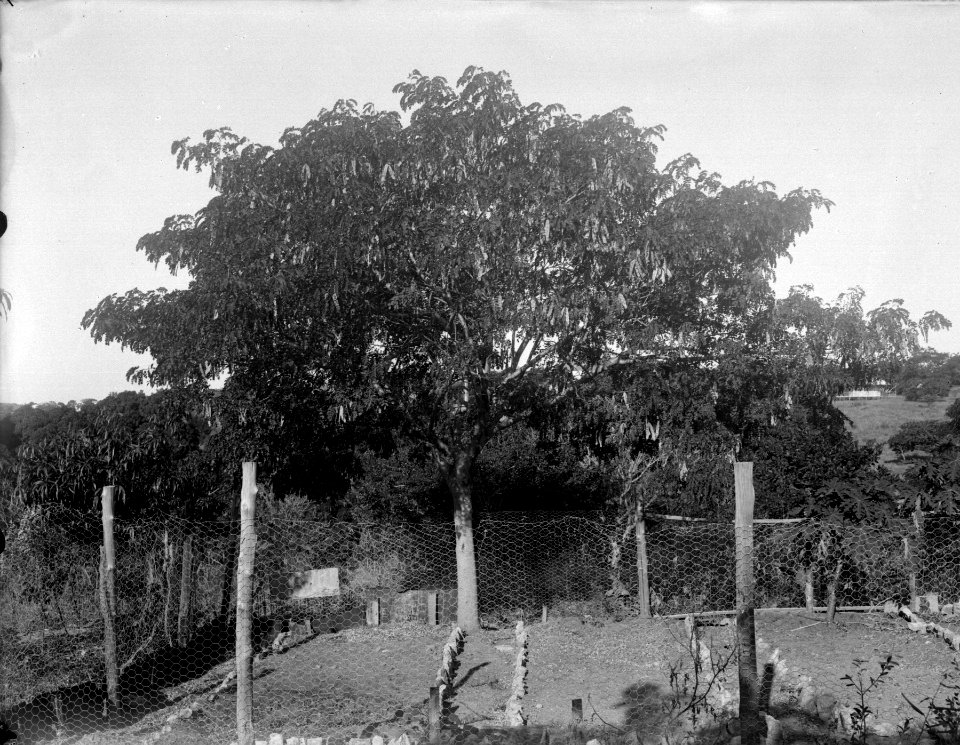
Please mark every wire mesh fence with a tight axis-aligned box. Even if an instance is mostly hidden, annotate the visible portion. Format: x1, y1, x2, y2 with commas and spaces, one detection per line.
3, 501, 960, 744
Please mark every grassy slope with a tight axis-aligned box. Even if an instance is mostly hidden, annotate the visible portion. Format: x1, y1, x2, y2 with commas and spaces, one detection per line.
834, 389, 959, 469
834, 392, 957, 447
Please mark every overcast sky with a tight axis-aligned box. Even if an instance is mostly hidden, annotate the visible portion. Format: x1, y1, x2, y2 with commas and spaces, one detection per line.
1, 1, 959, 404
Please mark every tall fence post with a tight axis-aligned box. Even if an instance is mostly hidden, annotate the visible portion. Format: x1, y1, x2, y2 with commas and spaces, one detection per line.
734, 462, 762, 745
99, 485, 119, 711
636, 503, 652, 618
236, 462, 258, 745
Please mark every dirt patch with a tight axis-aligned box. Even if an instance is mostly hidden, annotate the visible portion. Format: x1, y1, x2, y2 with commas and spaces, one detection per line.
11, 612, 960, 744
755, 611, 957, 725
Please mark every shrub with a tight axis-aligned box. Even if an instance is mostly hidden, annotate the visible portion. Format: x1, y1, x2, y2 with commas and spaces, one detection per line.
888, 420, 952, 454
903, 375, 952, 401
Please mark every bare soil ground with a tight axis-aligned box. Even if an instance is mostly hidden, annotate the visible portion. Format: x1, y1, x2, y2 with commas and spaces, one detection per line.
12, 609, 959, 745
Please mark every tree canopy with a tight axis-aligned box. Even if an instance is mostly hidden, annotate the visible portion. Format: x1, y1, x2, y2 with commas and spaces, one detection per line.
83, 67, 834, 628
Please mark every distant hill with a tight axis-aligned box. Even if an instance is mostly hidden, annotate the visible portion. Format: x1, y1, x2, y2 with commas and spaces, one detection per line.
0, 403, 21, 418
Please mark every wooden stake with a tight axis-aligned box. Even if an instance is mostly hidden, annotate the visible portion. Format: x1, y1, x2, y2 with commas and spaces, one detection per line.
366, 598, 381, 627
427, 591, 438, 626
571, 698, 583, 722
909, 498, 923, 613
734, 463, 762, 745
100, 486, 118, 710
163, 529, 175, 646
236, 462, 258, 745
826, 560, 841, 624
428, 686, 441, 742
541, 604, 548, 623
804, 567, 814, 611
177, 534, 194, 648
636, 505, 651, 618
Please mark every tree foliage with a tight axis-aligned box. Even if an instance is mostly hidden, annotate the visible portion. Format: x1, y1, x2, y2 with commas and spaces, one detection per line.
82, 67, 836, 627
772, 285, 951, 392
11, 391, 218, 518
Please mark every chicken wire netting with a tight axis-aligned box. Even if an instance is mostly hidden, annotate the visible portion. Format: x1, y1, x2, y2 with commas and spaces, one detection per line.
2, 509, 960, 745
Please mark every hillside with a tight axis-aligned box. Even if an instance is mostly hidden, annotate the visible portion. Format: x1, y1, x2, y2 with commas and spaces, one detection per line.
834, 389, 959, 471
834, 390, 958, 447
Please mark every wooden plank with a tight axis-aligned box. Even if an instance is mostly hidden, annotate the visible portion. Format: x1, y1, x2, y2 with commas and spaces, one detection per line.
290, 568, 340, 599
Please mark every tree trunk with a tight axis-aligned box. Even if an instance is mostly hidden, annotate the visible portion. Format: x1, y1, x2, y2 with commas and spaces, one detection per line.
444, 451, 480, 632
177, 534, 194, 648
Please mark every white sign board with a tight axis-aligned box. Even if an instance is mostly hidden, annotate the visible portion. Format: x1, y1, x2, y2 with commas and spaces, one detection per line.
289, 567, 340, 599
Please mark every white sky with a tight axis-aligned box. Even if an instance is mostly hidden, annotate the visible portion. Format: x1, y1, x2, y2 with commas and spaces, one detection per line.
1, 0, 959, 404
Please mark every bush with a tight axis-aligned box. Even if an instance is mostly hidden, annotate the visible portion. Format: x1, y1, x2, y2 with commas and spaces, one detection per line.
903, 375, 952, 401
888, 420, 952, 454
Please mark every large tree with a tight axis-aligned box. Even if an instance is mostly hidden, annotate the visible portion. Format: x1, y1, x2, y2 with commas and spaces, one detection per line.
84, 67, 830, 629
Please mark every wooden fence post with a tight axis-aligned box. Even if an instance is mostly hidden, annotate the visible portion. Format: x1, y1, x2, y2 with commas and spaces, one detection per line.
100, 485, 119, 711
236, 462, 258, 745
163, 529, 176, 646
177, 534, 194, 648
636, 503, 652, 618
909, 498, 923, 613
734, 462, 763, 745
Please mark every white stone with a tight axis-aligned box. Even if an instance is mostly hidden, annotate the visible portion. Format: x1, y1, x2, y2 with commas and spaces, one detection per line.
765, 715, 783, 745
869, 721, 899, 737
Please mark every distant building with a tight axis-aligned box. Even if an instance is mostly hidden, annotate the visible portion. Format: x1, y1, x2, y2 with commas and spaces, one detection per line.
834, 385, 886, 401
